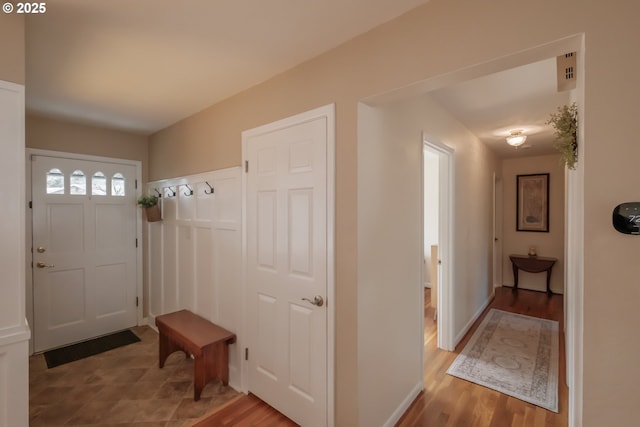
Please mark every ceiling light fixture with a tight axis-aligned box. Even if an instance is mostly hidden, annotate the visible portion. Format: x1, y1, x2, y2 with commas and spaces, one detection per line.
506, 130, 527, 147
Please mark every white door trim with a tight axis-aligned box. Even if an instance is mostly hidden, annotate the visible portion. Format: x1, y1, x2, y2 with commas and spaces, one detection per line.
566, 40, 585, 427
422, 135, 455, 352
26, 148, 143, 354
241, 104, 335, 426
493, 173, 503, 289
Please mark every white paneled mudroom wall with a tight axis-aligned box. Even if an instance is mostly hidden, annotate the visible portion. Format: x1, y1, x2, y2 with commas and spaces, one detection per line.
145, 167, 242, 388
0, 80, 29, 427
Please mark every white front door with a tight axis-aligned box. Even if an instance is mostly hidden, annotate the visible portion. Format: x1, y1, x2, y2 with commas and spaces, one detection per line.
244, 107, 333, 427
32, 155, 138, 352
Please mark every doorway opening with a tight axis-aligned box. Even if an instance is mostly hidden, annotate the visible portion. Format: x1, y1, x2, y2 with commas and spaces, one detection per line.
26, 149, 143, 355
359, 34, 584, 426
423, 138, 454, 352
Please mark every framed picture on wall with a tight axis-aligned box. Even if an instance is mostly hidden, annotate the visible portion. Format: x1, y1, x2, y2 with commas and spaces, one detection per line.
516, 173, 549, 232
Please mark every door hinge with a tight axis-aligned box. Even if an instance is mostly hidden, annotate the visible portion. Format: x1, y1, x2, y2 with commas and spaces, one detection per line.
136, 297, 139, 307
135, 238, 138, 248
135, 179, 138, 190
245, 160, 249, 173
29, 201, 32, 209
245, 347, 249, 361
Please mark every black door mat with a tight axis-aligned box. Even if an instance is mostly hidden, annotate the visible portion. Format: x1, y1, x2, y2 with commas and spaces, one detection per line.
44, 329, 141, 369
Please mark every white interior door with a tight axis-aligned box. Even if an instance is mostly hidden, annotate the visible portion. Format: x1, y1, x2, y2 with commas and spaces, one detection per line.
32, 155, 138, 352
245, 110, 330, 427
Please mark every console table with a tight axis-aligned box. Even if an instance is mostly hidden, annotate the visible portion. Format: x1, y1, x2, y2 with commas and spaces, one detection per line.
509, 254, 557, 296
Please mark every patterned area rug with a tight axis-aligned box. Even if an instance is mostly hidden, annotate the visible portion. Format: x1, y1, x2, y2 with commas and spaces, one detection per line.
447, 309, 559, 412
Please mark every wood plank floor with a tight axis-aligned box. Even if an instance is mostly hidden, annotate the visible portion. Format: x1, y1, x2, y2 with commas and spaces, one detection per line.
194, 393, 299, 427
195, 287, 567, 427
396, 286, 568, 427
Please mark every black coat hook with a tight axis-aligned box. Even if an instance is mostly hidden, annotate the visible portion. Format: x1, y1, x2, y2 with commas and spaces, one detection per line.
183, 184, 194, 197
204, 181, 214, 195
154, 188, 162, 198
166, 186, 176, 197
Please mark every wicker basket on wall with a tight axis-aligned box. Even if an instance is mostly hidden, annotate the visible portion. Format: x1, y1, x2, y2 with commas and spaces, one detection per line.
144, 203, 162, 222
137, 194, 161, 222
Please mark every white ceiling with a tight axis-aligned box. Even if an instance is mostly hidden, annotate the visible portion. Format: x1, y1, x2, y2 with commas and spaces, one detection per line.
26, 0, 430, 134
429, 57, 574, 158
25, 1, 574, 158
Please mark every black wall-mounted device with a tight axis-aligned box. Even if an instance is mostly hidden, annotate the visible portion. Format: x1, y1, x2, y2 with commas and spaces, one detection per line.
612, 202, 640, 234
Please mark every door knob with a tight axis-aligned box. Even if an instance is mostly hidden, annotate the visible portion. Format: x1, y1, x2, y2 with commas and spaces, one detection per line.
37, 246, 46, 253
36, 261, 55, 269
301, 295, 324, 307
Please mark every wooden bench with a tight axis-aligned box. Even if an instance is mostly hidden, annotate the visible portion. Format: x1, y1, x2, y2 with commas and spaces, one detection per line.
155, 309, 236, 401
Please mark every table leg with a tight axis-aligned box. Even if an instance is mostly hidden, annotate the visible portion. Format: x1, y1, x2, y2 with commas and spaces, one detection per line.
546, 269, 553, 296
512, 264, 519, 292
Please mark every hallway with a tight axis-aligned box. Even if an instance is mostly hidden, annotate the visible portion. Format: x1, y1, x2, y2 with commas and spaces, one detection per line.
397, 287, 568, 427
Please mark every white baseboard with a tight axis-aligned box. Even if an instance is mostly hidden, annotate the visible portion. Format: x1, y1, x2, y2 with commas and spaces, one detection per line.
382, 382, 423, 427
142, 316, 158, 333
453, 293, 493, 348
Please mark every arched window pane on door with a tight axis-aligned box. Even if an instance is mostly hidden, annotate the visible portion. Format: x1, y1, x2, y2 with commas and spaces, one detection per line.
111, 173, 125, 196
70, 170, 86, 195
46, 168, 64, 194
92, 172, 107, 196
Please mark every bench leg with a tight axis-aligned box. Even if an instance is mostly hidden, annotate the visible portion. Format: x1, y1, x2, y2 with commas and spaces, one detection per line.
193, 342, 230, 401
215, 341, 230, 386
158, 332, 186, 369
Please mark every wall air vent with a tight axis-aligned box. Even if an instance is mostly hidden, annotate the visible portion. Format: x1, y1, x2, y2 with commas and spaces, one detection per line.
557, 52, 577, 92
565, 66, 574, 80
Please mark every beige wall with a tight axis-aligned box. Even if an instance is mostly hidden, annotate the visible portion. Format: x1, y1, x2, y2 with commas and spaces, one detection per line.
581, 4, 640, 425
0, 14, 25, 85
26, 114, 149, 181
148, 0, 640, 425
501, 155, 565, 293
357, 103, 424, 426
357, 93, 498, 424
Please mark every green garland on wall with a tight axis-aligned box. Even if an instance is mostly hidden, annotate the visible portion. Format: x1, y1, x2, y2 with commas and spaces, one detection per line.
136, 194, 158, 207
547, 103, 578, 170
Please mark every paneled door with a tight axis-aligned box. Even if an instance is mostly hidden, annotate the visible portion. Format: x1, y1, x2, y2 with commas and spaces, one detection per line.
32, 155, 138, 352
245, 107, 332, 427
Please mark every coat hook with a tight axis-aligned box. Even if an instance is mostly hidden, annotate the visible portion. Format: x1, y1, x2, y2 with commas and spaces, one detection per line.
166, 186, 176, 197
183, 184, 194, 196
204, 181, 214, 195
154, 188, 162, 198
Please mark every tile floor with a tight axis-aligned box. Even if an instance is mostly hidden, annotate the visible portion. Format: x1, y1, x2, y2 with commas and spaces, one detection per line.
29, 326, 239, 427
